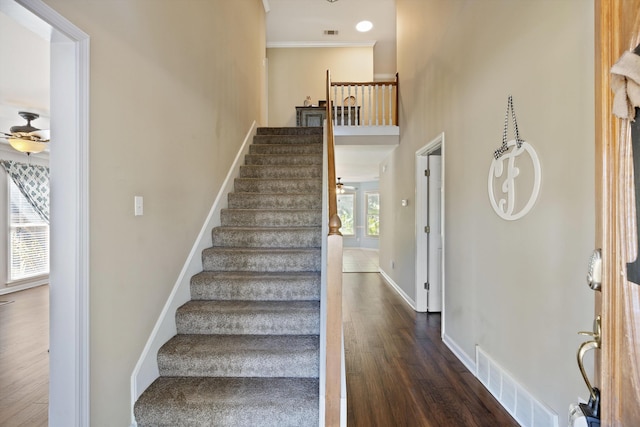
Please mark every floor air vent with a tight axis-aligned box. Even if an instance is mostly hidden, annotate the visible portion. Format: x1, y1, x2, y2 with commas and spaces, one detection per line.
476, 346, 558, 427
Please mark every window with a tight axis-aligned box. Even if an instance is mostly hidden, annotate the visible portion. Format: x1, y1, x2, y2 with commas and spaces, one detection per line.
337, 193, 355, 236
8, 179, 49, 281
366, 192, 380, 237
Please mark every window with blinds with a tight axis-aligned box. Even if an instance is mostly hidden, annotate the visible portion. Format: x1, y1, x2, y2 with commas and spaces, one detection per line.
337, 193, 355, 236
9, 179, 49, 281
366, 192, 380, 237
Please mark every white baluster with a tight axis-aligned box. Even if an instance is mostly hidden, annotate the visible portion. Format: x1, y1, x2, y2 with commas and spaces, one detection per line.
375, 84, 379, 126
381, 84, 386, 126
331, 86, 338, 125
367, 85, 372, 126
357, 85, 362, 126
348, 85, 353, 126
389, 84, 393, 126
340, 85, 345, 125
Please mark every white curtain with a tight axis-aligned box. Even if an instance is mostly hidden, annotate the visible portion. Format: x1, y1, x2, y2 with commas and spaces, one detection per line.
0, 160, 50, 223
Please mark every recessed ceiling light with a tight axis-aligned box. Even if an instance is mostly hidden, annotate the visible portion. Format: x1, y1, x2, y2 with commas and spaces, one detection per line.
356, 20, 373, 32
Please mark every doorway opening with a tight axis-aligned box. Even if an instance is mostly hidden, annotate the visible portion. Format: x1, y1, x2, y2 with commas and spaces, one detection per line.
415, 133, 445, 323
2, 0, 90, 425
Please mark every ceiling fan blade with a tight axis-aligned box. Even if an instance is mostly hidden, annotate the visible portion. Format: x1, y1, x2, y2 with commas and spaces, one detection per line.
29, 129, 50, 141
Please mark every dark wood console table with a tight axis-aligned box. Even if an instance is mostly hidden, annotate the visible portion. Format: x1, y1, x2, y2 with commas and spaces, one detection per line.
296, 106, 326, 127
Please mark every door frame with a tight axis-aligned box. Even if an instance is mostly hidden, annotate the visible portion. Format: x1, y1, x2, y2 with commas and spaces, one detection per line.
7, 0, 91, 425
415, 132, 445, 319
595, 0, 640, 424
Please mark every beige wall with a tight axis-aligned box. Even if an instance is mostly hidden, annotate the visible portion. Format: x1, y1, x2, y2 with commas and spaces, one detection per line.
42, 1, 265, 424
267, 46, 373, 127
384, 0, 595, 424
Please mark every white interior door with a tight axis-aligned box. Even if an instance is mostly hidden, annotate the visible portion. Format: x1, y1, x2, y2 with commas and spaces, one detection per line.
427, 154, 442, 312
416, 154, 429, 312
415, 134, 445, 315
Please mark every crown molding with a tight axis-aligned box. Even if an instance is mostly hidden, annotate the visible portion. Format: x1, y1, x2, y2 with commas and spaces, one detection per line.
267, 40, 376, 49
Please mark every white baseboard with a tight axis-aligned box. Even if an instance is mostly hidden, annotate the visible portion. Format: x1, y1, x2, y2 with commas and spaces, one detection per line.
378, 268, 417, 310
129, 121, 258, 425
442, 333, 476, 374
0, 278, 48, 295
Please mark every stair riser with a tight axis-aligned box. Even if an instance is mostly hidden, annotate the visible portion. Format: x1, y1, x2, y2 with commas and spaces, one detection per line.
134, 377, 319, 427
202, 249, 321, 272
227, 193, 322, 210
256, 127, 323, 136
221, 210, 322, 227
191, 283, 320, 301
244, 154, 323, 166
239, 165, 322, 179
234, 178, 322, 193
190, 273, 321, 301
176, 311, 320, 335
136, 402, 319, 427
212, 228, 322, 248
158, 349, 319, 378
250, 144, 323, 155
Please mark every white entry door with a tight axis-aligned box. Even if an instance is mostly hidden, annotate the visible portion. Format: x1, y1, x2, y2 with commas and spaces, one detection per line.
426, 154, 442, 312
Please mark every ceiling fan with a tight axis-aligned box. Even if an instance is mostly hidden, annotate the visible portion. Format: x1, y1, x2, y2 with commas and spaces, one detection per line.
336, 177, 356, 193
1, 111, 50, 155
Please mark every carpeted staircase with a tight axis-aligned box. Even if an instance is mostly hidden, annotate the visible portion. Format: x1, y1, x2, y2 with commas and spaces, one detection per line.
134, 127, 324, 426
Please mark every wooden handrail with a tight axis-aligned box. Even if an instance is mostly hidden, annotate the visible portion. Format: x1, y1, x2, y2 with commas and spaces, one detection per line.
326, 70, 341, 235
331, 80, 397, 87
395, 72, 399, 126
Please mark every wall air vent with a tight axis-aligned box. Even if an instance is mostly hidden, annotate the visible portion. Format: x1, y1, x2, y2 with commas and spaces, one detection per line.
476, 346, 559, 427
324, 30, 339, 35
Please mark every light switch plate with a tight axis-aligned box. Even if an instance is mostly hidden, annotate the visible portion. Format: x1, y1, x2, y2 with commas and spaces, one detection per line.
134, 196, 143, 216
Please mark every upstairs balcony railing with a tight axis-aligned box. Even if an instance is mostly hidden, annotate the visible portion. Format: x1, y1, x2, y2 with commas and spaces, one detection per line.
329, 74, 399, 127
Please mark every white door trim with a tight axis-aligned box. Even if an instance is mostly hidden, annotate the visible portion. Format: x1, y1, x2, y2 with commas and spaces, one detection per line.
415, 133, 445, 324
10, 0, 91, 425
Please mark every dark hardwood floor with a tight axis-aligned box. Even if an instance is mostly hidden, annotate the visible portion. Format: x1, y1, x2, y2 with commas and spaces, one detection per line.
0, 285, 48, 427
343, 273, 518, 427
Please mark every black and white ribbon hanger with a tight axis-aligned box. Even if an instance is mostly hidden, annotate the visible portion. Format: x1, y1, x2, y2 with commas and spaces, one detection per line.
494, 95, 525, 160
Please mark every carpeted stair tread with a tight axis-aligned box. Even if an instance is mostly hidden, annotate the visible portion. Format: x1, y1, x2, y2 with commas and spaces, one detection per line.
250, 143, 323, 155
244, 154, 323, 166
134, 377, 319, 427
190, 271, 321, 301
176, 300, 320, 335
252, 135, 322, 145
234, 177, 322, 193
202, 247, 321, 272
221, 208, 322, 227
228, 193, 322, 210
239, 164, 322, 179
211, 226, 321, 248
158, 334, 319, 377
257, 126, 323, 135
